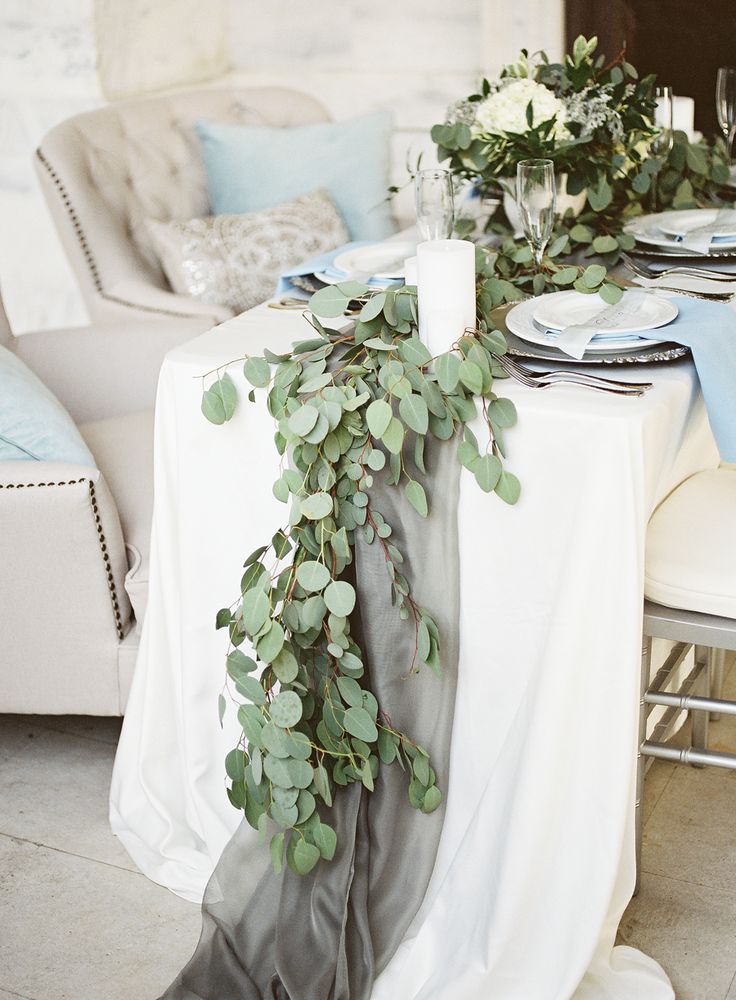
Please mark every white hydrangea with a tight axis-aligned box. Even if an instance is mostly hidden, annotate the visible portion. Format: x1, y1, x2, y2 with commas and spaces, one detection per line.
474, 78, 570, 139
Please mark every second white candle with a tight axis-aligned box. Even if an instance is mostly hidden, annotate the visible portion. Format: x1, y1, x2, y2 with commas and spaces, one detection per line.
416, 239, 476, 357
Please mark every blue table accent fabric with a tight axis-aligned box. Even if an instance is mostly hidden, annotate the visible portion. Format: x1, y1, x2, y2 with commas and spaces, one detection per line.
195, 111, 395, 242
275, 242, 398, 298
0, 345, 94, 465
658, 297, 736, 462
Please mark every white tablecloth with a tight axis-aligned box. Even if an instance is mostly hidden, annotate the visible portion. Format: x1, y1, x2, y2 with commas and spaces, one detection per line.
110, 302, 719, 999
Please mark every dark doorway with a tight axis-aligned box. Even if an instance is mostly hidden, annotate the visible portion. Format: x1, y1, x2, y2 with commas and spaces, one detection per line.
565, 0, 736, 138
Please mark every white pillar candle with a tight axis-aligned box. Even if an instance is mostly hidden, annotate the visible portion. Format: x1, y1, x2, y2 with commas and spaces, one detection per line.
673, 96, 695, 141
404, 255, 418, 286
417, 239, 476, 356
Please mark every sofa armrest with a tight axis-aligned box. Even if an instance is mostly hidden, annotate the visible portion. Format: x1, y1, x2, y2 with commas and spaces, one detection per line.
0, 461, 132, 713
15, 316, 211, 423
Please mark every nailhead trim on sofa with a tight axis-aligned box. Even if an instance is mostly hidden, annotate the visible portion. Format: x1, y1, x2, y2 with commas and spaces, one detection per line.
35, 148, 211, 322
0, 477, 125, 640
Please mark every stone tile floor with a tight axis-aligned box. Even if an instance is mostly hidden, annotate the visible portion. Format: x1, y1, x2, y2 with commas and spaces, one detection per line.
0, 660, 734, 999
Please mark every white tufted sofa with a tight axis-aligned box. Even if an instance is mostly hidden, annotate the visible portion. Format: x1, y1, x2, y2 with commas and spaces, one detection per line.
35, 86, 331, 326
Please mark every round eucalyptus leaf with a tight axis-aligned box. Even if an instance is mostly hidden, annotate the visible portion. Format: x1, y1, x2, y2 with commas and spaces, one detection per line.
287, 759, 314, 789
270, 690, 303, 729
292, 838, 321, 875
271, 801, 299, 828
296, 789, 316, 824
398, 393, 429, 435
296, 560, 331, 593
343, 706, 378, 743
261, 722, 291, 758
256, 621, 285, 664
324, 581, 356, 618
272, 786, 299, 809
366, 398, 392, 438
421, 785, 442, 813
405, 480, 428, 518
263, 753, 295, 789
288, 405, 319, 437
300, 491, 333, 520
336, 675, 363, 708
236, 674, 267, 707
313, 822, 337, 861
309, 285, 350, 318
272, 647, 299, 684
244, 357, 271, 389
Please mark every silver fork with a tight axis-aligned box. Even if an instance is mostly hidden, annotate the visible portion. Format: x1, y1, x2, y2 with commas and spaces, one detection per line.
621, 253, 736, 285
494, 352, 652, 396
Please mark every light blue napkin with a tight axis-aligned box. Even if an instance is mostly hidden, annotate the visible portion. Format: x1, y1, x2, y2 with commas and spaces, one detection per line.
275, 242, 398, 298
659, 297, 736, 462
542, 295, 736, 461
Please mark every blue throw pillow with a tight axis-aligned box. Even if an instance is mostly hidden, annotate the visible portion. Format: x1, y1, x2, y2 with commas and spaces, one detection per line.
195, 110, 396, 242
0, 345, 94, 465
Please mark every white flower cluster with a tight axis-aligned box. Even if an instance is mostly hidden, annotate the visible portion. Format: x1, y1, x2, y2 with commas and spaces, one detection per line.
473, 79, 570, 139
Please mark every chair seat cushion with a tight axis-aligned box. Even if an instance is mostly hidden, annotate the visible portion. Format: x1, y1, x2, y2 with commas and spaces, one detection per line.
79, 410, 154, 627
195, 111, 395, 242
645, 469, 736, 619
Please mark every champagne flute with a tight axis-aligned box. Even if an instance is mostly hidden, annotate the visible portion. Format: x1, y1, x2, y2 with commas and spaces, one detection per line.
650, 86, 673, 212
415, 168, 455, 240
516, 159, 555, 270
716, 67, 736, 165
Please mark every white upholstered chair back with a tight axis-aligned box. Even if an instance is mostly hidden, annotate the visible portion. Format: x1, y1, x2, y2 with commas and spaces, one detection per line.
35, 86, 331, 325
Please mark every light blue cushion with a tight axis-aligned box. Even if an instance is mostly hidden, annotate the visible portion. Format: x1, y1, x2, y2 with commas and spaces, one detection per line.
0, 345, 94, 465
195, 111, 396, 242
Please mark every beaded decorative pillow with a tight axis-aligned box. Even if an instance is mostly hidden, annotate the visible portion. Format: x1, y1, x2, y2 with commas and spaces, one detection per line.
146, 189, 348, 313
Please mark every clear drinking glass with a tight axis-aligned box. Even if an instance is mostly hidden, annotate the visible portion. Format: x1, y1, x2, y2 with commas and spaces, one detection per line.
415, 168, 455, 240
650, 86, 674, 212
716, 67, 736, 164
516, 159, 556, 269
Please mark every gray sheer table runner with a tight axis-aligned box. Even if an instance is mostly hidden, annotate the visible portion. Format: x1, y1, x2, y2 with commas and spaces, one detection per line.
158, 436, 461, 1000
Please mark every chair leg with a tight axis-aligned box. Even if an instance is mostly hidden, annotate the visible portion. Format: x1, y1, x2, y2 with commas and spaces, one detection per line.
691, 645, 711, 755
635, 634, 652, 896
710, 647, 726, 721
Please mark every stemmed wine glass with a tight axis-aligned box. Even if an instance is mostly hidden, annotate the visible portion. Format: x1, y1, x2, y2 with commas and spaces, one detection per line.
415, 168, 455, 240
716, 67, 736, 165
650, 86, 674, 212
516, 159, 556, 270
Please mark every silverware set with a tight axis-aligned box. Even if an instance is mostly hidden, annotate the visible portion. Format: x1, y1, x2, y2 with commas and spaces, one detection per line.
493, 352, 652, 396
621, 254, 736, 300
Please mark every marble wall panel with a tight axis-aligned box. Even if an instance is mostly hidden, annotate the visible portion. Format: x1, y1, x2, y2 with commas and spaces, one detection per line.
95, 0, 228, 100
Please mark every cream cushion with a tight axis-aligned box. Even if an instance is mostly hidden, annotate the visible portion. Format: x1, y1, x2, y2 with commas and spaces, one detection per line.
645, 469, 736, 619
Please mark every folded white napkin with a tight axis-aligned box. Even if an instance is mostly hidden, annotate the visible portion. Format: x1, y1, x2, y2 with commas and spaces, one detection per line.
678, 208, 736, 254
553, 290, 651, 360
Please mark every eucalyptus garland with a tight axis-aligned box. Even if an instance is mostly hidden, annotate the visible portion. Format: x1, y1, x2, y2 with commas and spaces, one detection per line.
201, 274, 519, 876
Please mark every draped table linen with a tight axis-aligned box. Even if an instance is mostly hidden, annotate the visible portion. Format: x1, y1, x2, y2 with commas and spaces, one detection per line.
110, 301, 719, 999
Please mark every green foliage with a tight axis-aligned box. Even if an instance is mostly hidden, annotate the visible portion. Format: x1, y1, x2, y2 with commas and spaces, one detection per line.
432, 36, 657, 211
201, 275, 521, 876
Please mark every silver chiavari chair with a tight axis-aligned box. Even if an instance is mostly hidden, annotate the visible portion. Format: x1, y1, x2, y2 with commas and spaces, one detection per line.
636, 468, 736, 889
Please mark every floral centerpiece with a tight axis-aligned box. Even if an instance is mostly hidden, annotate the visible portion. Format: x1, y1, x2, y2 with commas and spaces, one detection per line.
433, 35, 658, 216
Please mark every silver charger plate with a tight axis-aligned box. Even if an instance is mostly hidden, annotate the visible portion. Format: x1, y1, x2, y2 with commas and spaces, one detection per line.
502, 329, 690, 365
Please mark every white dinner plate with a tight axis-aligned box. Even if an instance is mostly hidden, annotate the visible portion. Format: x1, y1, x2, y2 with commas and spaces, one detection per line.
332, 242, 416, 279
658, 208, 736, 241
508, 294, 671, 354
624, 213, 736, 252
533, 289, 678, 336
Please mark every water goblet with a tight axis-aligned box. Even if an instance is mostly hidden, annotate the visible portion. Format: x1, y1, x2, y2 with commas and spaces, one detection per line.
650, 86, 674, 212
716, 67, 736, 165
415, 168, 455, 241
516, 159, 556, 270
